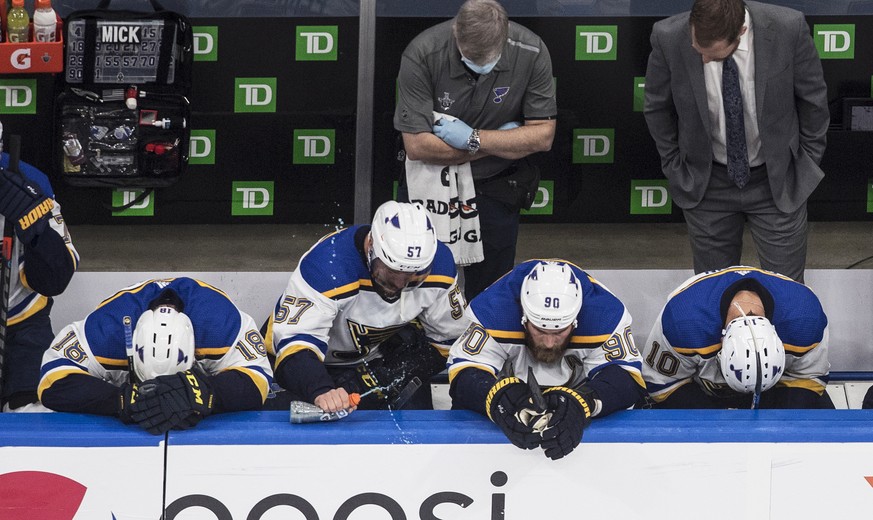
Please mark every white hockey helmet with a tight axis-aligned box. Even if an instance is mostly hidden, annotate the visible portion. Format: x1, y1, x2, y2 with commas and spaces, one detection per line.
132, 306, 195, 382
520, 261, 583, 330
719, 316, 785, 394
369, 201, 437, 274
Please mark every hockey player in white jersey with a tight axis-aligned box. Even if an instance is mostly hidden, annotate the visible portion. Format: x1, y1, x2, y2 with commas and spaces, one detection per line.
38, 278, 273, 434
642, 266, 832, 409
447, 260, 645, 459
267, 201, 467, 412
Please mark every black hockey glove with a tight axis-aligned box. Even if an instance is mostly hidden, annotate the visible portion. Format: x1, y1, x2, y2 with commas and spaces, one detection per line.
539, 386, 592, 460
117, 383, 139, 424
486, 377, 549, 450
129, 370, 214, 435
0, 167, 53, 245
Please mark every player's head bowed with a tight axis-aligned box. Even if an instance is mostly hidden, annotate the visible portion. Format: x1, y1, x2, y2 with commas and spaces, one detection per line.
520, 262, 583, 363
131, 289, 195, 383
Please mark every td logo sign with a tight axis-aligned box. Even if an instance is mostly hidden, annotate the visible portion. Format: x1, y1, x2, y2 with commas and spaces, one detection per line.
193, 26, 218, 61
814, 24, 854, 59
189, 129, 215, 165
867, 178, 873, 213
633, 76, 645, 112
233, 182, 274, 216
575, 25, 617, 61
521, 180, 554, 216
112, 190, 154, 217
573, 129, 614, 164
296, 26, 338, 61
631, 180, 672, 215
235, 78, 277, 113
0, 79, 36, 114
293, 129, 335, 164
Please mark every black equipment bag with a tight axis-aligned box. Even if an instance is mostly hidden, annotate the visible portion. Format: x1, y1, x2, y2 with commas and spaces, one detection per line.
55, 0, 192, 191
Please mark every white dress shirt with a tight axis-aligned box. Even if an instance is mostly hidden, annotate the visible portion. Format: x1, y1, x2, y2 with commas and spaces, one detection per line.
703, 9, 764, 167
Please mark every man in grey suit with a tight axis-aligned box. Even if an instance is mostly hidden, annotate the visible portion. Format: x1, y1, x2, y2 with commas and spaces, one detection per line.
643, 0, 828, 282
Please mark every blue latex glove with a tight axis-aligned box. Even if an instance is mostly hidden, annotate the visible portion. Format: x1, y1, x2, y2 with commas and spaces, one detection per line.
497, 121, 521, 130
433, 117, 474, 150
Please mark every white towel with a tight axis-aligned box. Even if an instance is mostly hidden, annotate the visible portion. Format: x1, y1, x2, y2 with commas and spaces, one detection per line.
405, 113, 483, 266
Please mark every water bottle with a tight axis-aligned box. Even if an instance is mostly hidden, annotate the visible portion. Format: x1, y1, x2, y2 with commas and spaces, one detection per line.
33, 0, 58, 43
7, 0, 30, 43
289, 393, 362, 423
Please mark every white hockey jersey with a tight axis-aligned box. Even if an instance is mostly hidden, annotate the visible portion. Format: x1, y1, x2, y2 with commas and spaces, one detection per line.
267, 225, 468, 369
38, 278, 273, 401
643, 267, 830, 402
447, 260, 644, 389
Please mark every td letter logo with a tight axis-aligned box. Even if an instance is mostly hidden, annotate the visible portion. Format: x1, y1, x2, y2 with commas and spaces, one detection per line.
235, 77, 277, 113
631, 180, 672, 215
576, 25, 617, 61
193, 26, 218, 61
112, 190, 155, 217
293, 129, 336, 164
522, 180, 554, 216
189, 130, 216, 165
633, 76, 645, 112
814, 24, 854, 59
573, 129, 614, 164
0, 79, 36, 114
296, 26, 338, 61
232, 181, 274, 216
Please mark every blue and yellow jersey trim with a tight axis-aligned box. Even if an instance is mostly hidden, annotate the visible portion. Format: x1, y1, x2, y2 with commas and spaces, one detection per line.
37, 359, 89, 399
225, 366, 272, 402
673, 342, 722, 358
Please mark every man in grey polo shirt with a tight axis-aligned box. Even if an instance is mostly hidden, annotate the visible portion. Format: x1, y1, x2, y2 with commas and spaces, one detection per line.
394, 0, 556, 300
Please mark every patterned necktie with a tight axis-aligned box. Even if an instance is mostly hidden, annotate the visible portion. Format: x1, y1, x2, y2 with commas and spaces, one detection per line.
722, 56, 750, 188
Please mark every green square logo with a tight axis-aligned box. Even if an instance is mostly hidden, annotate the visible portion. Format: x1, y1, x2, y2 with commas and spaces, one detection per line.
112, 189, 155, 217
633, 76, 645, 112
296, 26, 338, 61
573, 129, 614, 164
631, 180, 672, 215
521, 180, 554, 216
234, 78, 277, 113
232, 181, 274, 216
867, 179, 873, 213
814, 24, 854, 59
193, 26, 218, 61
189, 129, 216, 165
293, 129, 335, 164
0, 79, 36, 114
575, 25, 617, 61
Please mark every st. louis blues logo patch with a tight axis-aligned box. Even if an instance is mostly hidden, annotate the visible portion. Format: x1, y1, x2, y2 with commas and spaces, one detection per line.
492, 87, 510, 103
438, 92, 455, 110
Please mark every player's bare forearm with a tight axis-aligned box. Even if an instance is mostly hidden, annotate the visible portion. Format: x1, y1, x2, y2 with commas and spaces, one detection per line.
402, 131, 488, 165
479, 119, 555, 160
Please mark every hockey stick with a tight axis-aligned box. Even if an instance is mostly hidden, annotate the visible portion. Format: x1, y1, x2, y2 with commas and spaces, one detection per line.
0, 134, 21, 407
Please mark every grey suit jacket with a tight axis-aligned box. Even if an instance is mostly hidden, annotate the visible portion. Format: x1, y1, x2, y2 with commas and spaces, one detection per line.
643, 1, 829, 212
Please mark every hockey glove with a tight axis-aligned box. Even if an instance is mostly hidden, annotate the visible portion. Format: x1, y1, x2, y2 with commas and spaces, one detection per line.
117, 383, 139, 425
486, 377, 549, 450
0, 167, 53, 245
539, 386, 592, 460
129, 370, 214, 434
433, 117, 474, 150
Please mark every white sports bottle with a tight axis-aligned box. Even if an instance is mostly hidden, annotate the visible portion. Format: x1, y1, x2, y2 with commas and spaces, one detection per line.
33, 0, 58, 43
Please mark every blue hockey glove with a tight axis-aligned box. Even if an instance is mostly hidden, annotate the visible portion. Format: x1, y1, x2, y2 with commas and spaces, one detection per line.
433, 117, 474, 150
486, 377, 548, 450
539, 386, 592, 460
0, 167, 53, 245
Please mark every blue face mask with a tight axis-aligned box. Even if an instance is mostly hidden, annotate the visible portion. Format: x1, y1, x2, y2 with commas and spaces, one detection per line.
461, 55, 500, 75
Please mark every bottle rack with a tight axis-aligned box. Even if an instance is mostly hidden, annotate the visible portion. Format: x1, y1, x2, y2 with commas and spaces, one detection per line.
0, 4, 64, 74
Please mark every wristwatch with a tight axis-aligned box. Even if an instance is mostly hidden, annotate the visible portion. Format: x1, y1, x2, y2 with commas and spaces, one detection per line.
466, 128, 481, 155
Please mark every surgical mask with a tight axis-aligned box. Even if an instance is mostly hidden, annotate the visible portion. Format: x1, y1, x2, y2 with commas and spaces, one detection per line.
461, 54, 500, 75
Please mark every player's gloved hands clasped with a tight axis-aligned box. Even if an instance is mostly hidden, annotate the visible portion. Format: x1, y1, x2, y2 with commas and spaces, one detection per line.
433, 117, 474, 150
539, 386, 592, 460
126, 369, 215, 435
486, 377, 549, 450
0, 167, 53, 245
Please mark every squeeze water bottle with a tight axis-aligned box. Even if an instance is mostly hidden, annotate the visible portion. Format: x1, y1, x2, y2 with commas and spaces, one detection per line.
289, 393, 363, 424
33, 0, 58, 43
7, 0, 30, 43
